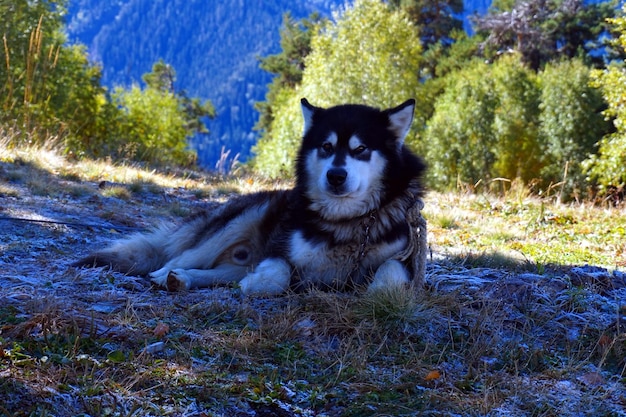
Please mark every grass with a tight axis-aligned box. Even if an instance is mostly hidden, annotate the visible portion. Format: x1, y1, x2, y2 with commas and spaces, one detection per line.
1, 143, 625, 416
424, 191, 626, 270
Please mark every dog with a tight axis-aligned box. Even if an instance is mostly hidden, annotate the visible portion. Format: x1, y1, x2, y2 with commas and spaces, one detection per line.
73, 98, 427, 295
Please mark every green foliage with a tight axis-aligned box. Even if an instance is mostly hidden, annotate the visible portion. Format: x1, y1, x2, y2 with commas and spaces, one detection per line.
259, 13, 322, 89
255, 13, 323, 140
72, 61, 215, 166
253, 0, 425, 177
490, 55, 542, 183
539, 59, 608, 199
583, 5, 626, 195
389, 0, 464, 48
143, 59, 216, 136
582, 6, 626, 193
423, 30, 483, 79
584, 74, 626, 193
0, 0, 104, 145
112, 85, 192, 165
0, 1, 214, 167
425, 58, 500, 189
426, 54, 607, 196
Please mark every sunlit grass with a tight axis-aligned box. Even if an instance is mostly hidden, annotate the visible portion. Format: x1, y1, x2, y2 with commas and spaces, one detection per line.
424, 192, 626, 269
0, 139, 287, 203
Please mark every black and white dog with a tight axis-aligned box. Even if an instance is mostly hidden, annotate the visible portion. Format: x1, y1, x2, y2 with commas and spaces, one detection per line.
74, 99, 427, 295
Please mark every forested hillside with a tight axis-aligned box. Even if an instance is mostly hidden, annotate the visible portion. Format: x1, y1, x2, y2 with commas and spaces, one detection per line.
65, 0, 492, 167
66, 0, 341, 166
3, 0, 624, 197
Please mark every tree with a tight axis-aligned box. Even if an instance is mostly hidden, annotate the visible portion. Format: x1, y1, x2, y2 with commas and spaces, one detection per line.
100, 61, 215, 166
255, 13, 323, 139
1, 0, 104, 147
538, 59, 608, 200
583, 5, 626, 195
113, 85, 191, 165
473, 0, 614, 70
142, 60, 216, 136
0, 1, 216, 167
252, 0, 426, 178
389, 0, 464, 48
389, 0, 467, 85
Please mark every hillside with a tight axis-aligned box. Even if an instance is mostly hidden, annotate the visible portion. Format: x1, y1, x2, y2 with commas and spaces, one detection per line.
66, 0, 341, 168
65, 0, 492, 169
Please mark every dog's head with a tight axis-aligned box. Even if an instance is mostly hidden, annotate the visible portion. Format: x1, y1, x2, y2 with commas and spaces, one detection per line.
296, 98, 420, 220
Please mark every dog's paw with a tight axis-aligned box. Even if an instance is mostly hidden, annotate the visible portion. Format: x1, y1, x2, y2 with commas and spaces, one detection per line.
165, 269, 191, 291
149, 269, 168, 287
239, 258, 291, 296
368, 259, 409, 293
150, 268, 191, 291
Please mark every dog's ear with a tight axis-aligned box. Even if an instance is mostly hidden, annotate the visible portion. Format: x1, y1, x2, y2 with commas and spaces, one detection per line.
301, 98, 317, 134
386, 99, 415, 145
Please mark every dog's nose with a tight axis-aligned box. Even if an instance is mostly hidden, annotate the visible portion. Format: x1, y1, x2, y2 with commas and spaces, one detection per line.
327, 167, 347, 187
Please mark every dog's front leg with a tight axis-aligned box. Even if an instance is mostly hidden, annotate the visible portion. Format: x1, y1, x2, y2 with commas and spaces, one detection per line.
368, 259, 410, 293
151, 264, 250, 291
238, 258, 291, 296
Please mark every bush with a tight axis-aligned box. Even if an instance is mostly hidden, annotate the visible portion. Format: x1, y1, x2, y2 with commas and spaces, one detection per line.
1, 2, 212, 168
425, 54, 607, 198
582, 6, 626, 194
1, 1, 103, 147
424, 56, 541, 190
538, 59, 608, 200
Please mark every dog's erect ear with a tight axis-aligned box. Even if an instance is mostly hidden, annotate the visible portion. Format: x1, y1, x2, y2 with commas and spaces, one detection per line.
386, 99, 415, 145
301, 98, 317, 134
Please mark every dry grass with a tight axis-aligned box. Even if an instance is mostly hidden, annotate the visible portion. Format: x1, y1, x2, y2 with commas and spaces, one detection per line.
1, 143, 625, 416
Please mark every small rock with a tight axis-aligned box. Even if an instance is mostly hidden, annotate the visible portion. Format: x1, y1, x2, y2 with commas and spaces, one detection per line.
143, 341, 165, 355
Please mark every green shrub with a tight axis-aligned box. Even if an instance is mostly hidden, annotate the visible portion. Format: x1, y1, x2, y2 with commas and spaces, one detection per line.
539, 59, 608, 200
580, 6, 626, 194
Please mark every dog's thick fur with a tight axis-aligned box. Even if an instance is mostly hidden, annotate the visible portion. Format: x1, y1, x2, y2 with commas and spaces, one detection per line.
74, 99, 426, 295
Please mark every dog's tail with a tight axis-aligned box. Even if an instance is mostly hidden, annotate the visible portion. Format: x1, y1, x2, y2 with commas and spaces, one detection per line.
71, 224, 177, 275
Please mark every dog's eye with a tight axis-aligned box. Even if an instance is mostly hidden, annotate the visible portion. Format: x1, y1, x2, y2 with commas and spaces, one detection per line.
353, 145, 367, 155
321, 142, 333, 153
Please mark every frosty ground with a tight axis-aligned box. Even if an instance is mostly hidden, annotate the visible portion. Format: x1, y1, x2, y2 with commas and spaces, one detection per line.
0, 150, 625, 416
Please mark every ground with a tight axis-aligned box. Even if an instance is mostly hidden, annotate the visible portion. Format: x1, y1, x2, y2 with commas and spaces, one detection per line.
0, 148, 625, 416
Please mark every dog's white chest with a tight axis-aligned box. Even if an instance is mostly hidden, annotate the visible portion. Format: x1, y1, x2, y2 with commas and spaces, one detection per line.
288, 230, 406, 287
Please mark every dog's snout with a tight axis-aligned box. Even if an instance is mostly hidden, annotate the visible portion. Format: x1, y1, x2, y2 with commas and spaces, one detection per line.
326, 167, 347, 187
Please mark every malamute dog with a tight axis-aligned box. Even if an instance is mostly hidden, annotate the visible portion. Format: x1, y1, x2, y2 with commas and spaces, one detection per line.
74, 99, 427, 295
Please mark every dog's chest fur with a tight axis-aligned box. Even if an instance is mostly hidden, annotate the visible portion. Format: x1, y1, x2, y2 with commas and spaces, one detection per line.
285, 199, 411, 289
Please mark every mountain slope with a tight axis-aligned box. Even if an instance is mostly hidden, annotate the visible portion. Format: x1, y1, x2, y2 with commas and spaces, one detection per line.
66, 0, 491, 168
67, 0, 339, 167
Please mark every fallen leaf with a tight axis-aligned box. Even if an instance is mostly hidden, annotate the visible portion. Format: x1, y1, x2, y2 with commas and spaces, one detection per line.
598, 334, 613, 348
107, 350, 126, 363
577, 372, 604, 387
153, 322, 170, 338
425, 370, 441, 381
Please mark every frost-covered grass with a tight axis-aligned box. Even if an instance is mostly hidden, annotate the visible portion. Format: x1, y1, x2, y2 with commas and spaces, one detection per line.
1, 145, 625, 416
